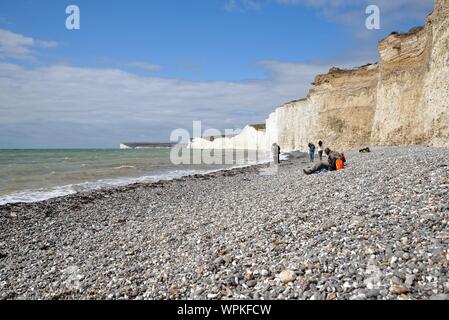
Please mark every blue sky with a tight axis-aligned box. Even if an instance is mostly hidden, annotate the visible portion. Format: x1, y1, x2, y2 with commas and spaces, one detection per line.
0, 0, 434, 148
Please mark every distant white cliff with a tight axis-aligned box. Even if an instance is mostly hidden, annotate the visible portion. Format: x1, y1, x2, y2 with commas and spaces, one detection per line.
189, 125, 268, 150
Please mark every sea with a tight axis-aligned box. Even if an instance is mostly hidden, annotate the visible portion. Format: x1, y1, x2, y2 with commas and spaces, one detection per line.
0, 148, 271, 205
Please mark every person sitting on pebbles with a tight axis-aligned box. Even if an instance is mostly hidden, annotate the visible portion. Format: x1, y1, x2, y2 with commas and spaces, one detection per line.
303, 148, 345, 175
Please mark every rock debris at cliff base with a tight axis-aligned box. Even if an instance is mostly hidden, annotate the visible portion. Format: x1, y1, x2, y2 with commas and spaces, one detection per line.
1, 146, 448, 300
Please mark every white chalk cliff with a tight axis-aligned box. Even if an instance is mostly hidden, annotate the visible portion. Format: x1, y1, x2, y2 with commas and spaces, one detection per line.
190, 0, 449, 152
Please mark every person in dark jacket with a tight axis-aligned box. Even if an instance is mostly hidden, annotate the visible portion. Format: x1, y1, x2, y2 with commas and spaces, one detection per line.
308, 143, 316, 162
303, 148, 343, 175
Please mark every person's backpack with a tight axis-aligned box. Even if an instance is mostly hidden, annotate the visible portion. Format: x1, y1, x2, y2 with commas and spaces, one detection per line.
336, 159, 344, 170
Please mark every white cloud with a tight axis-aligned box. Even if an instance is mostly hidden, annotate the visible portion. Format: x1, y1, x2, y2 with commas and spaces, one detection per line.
225, 0, 262, 12
0, 18, 382, 148
124, 61, 162, 72
0, 29, 57, 61
0, 58, 341, 148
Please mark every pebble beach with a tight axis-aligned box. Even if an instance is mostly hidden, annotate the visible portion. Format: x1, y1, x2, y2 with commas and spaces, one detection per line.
0, 145, 448, 300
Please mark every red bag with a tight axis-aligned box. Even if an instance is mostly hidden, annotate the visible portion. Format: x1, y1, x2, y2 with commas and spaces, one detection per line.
336, 159, 344, 170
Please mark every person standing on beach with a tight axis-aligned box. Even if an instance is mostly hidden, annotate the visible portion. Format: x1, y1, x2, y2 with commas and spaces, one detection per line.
308, 143, 316, 162
272, 143, 280, 165
318, 141, 324, 161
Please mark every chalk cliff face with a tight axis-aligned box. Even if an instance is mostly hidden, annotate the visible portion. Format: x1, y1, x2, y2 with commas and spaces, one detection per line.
189, 125, 267, 150
373, 1, 448, 148
371, 26, 430, 146
265, 98, 317, 152
423, 0, 449, 147
265, 65, 379, 152
191, 0, 448, 152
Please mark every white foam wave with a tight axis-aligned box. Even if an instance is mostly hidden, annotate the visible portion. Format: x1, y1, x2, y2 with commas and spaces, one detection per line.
114, 165, 136, 170
0, 186, 78, 206
0, 169, 222, 206
0, 155, 273, 206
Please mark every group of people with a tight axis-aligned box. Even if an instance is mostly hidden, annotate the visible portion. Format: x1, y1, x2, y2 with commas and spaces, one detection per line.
308, 141, 324, 162
271, 141, 346, 175
306, 141, 346, 174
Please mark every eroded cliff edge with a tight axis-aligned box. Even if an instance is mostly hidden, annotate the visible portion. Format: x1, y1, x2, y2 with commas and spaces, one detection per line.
191, 0, 448, 152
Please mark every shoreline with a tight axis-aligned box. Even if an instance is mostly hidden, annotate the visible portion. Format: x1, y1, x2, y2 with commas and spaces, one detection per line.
0, 159, 274, 211
0, 152, 279, 208
1, 146, 448, 300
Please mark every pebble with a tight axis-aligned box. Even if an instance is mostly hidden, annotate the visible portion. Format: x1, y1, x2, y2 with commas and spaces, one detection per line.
278, 270, 296, 284
390, 285, 409, 295
7, 212, 17, 219
261, 270, 270, 277
444, 282, 449, 293
404, 274, 415, 288
430, 294, 449, 301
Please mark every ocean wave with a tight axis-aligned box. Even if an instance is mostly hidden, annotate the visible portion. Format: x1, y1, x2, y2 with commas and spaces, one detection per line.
0, 169, 218, 206
0, 185, 78, 206
114, 165, 136, 170
0, 156, 273, 206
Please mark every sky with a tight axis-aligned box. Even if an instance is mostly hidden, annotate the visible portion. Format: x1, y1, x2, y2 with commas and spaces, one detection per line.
0, 0, 435, 148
